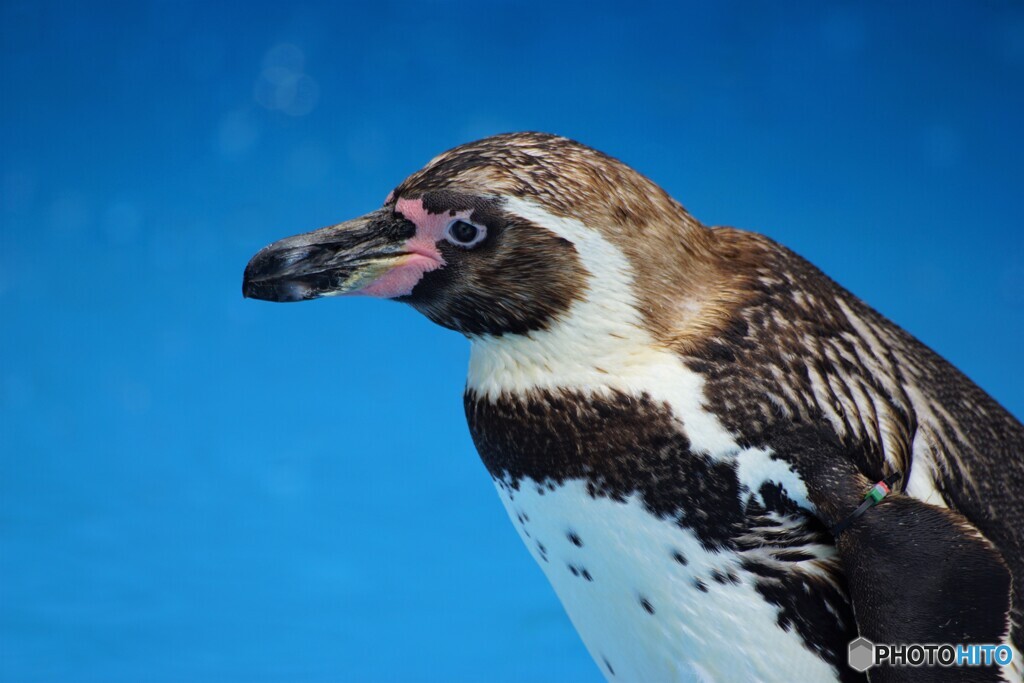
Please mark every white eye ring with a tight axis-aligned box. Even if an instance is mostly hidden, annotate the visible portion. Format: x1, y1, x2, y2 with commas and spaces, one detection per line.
445, 219, 487, 248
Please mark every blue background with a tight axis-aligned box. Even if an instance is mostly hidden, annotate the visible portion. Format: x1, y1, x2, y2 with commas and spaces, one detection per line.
2, 2, 1022, 681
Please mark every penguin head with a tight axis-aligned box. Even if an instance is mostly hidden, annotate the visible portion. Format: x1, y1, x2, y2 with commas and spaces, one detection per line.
243, 132, 724, 339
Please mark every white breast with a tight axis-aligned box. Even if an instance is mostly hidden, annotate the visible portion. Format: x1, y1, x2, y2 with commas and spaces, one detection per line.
495, 478, 841, 683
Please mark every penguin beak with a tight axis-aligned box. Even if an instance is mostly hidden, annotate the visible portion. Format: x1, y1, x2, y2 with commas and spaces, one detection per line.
242, 209, 415, 302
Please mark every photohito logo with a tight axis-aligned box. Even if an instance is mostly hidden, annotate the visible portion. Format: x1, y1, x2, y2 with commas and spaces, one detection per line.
848, 637, 1014, 672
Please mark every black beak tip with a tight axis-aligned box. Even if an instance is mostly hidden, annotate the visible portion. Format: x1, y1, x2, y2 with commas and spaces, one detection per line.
242, 248, 326, 303
242, 253, 266, 300
241, 276, 259, 300
242, 250, 301, 303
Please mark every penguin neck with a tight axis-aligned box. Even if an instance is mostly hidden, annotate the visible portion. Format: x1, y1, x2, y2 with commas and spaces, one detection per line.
465, 308, 663, 403
464, 310, 748, 461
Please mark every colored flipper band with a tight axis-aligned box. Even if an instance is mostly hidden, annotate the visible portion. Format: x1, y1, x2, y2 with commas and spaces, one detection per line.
831, 471, 903, 537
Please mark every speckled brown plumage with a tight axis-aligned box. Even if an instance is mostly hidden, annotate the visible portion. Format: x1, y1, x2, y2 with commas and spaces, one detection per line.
682, 228, 1024, 656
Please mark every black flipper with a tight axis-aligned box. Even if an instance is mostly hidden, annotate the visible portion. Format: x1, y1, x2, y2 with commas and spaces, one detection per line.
773, 427, 1014, 682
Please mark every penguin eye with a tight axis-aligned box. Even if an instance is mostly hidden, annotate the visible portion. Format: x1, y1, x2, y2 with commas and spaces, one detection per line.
445, 220, 486, 248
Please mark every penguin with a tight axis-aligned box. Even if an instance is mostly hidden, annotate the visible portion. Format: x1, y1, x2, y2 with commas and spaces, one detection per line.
242, 132, 1023, 682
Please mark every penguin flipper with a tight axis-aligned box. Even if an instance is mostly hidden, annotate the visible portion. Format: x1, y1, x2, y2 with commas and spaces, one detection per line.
835, 495, 1012, 681
792, 441, 1013, 682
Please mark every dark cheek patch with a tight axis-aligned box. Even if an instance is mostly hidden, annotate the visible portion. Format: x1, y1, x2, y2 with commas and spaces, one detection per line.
406, 217, 587, 336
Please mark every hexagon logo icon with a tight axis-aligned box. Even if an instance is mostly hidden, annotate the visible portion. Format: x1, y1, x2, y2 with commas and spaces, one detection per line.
848, 637, 875, 672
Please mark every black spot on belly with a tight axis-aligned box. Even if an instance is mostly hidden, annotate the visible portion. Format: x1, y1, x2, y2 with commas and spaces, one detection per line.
566, 564, 593, 581
709, 569, 741, 586
567, 531, 583, 547
694, 579, 708, 593
602, 656, 615, 675
672, 550, 688, 566
639, 596, 655, 614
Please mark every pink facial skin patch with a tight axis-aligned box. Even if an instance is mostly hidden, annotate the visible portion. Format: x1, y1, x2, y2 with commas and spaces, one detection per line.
354, 197, 474, 299
358, 253, 440, 298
